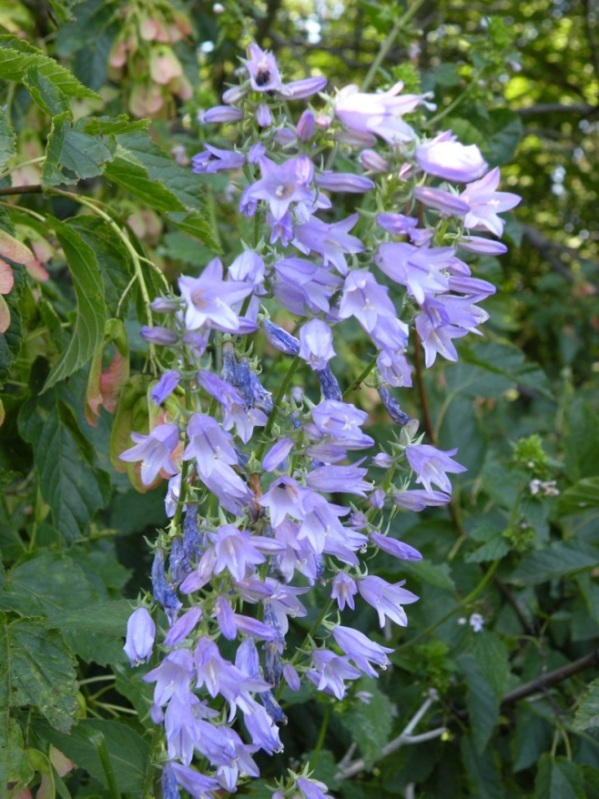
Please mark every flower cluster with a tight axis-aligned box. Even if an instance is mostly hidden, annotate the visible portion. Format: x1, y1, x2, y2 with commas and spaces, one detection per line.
122, 43, 520, 799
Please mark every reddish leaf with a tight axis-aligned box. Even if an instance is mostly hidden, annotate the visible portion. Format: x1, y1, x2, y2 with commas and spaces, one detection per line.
0, 229, 35, 266
0, 258, 14, 294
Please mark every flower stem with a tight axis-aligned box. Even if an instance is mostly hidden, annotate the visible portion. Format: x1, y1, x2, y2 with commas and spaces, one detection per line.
361, 0, 430, 92
395, 559, 501, 652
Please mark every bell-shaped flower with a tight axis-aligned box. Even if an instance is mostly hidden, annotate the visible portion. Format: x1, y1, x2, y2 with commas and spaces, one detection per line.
415, 131, 488, 183
405, 443, 467, 494
123, 607, 156, 666
459, 166, 521, 236
179, 259, 253, 333
357, 575, 419, 627
119, 423, 180, 486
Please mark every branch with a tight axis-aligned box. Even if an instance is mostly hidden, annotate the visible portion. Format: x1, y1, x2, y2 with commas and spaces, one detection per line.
520, 224, 577, 282
0, 185, 43, 196
514, 102, 599, 117
501, 649, 599, 707
335, 692, 445, 781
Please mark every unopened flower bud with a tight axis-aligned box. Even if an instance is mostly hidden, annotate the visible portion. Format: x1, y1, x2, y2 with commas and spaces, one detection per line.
315, 171, 375, 193
140, 326, 179, 345
359, 149, 389, 172
296, 110, 316, 142
123, 607, 156, 666
201, 105, 244, 124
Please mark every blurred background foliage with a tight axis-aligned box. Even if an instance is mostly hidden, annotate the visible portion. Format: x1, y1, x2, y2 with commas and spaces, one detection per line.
1, 1, 599, 798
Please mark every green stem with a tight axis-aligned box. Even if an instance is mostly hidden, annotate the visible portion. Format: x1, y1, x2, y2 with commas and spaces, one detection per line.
361, 0, 429, 92
423, 69, 483, 129
312, 704, 332, 768
343, 355, 378, 397
256, 355, 301, 461
395, 559, 501, 652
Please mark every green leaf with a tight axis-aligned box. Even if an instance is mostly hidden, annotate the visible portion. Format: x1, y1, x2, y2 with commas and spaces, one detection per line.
510, 541, 599, 586
0, 713, 33, 797
18, 370, 111, 542
36, 719, 151, 794
47, 600, 133, 665
23, 68, 70, 117
339, 678, 393, 769
104, 150, 187, 213
114, 131, 206, 209
457, 652, 499, 753
0, 619, 79, 733
512, 706, 553, 773
573, 677, 599, 732
461, 734, 504, 799
0, 263, 25, 385
0, 112, 16, 173
0, 552, 102, 617
66, 216, 133, 312
466, 534, 511, 563
452, 341, 552, 398
83, 116, 150, 136
485, 109, 524, 166
0, 38, 99, 100
534, 754, 586, 799
556, 477, 599, 518
43, 218, 107, 391
398, 560, 456, 591
167, 210, 222, 251
42, 114, 116, 186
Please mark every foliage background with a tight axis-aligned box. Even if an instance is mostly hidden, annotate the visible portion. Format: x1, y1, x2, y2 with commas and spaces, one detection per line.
1, 0, 599, 798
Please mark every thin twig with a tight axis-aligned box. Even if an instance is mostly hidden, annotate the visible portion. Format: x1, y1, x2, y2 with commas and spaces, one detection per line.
501, 649, 599, 707
335, 692, 443, 781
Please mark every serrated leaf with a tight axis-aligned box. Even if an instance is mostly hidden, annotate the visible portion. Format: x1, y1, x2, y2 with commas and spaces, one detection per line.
512, 706, 553, 773
23, 67, 70, 117
42, 114, 115, 186
557, 477, 599, 518
339, 678, 393, 769
469, 632, 511, 698
510, 541, 599, 586
18, 372, 111, 542
83, 116, 150, 136
451, 340, 552, 398
457, 652, 498, 753
0, 620, 79, 733
573, 677, 599, 732
46, 599, 133, 665
0, 552, 103, 616
0, 112, 16, 173
466, 534, 510, 563
461, 734, 504, 799
398, 559, 456, 591
36, 719, 150, 794
534, 754, 586, 799
114, 131, 205, 209
167, 210, 222, 251
104, 150, 187, 213
67, 216, 134, 313
43, 218, 107, 390
0, 714, 33, 796
0, 39, 99, 100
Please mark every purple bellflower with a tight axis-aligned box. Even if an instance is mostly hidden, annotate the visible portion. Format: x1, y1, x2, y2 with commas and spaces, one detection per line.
178, 259, 253, 333
119, 423, 179, 486
415, 131, 488, 183
460, 166, 522, 236
405, 443, 467, 493
240, 156, 316, 221
123, 607, 156, 666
